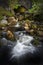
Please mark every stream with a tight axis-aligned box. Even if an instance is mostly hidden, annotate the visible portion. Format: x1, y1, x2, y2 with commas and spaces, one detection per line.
0, 23, 43, 65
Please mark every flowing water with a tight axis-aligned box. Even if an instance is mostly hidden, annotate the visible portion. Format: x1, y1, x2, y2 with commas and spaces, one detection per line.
15, 22, 20, 27
11, 32, 36, 59
0, 22, 43, 65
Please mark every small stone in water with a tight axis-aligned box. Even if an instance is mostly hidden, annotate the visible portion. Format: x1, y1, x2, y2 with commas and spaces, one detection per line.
1, 38, 7, 46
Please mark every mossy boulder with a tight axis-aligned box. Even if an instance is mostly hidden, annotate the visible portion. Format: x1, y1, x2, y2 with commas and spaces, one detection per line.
14, 6, 27, 13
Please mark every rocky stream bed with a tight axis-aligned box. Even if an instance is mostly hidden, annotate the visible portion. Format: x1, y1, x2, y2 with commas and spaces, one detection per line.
0, 11, 43, 65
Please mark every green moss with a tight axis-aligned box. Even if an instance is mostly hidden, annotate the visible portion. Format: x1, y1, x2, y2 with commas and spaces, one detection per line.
33, 36, 39, 46
0, 15, 3, 20
0, 6, 14, 20
10, 4, 20, 9
29, 2, 43, 20
33, 39, 39, 46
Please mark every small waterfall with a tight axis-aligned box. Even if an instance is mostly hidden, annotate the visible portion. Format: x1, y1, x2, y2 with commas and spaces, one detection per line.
11, 33, 36, 59
15, 22, 20, 27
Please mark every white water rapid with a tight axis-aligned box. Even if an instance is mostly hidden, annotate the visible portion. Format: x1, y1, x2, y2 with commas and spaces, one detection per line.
11, 33, 36, 59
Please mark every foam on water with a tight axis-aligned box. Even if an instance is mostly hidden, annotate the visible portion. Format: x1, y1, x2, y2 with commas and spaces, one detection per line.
11, 33, 36, 59
15, 22, 20, 27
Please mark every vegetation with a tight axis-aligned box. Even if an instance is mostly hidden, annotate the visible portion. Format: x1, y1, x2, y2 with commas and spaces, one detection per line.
0, 0, 43, 20
29, 0, 43, 20
0, 0, 43, 46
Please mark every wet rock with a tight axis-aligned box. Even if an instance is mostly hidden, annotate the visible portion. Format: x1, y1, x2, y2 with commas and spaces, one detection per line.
2, 27, 5, 30
6, 30, 16, 41
18, 15, 24, 21
38, 37, 43, 42
0, 38, 16, 47
15, 27, 25, 31
8, 17, 18, 25
1, 32, 6, 37
24, 23, 30, 30
23, 21, 31, 33
18, 6, 27, 13
0, 19, 8, 26
37, 31, 43, 36
7, 40, 16, 46
24, 20, 31, 26
30, 29, 34, 34
1, 38, 7, 46
25, 29, 34, 35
